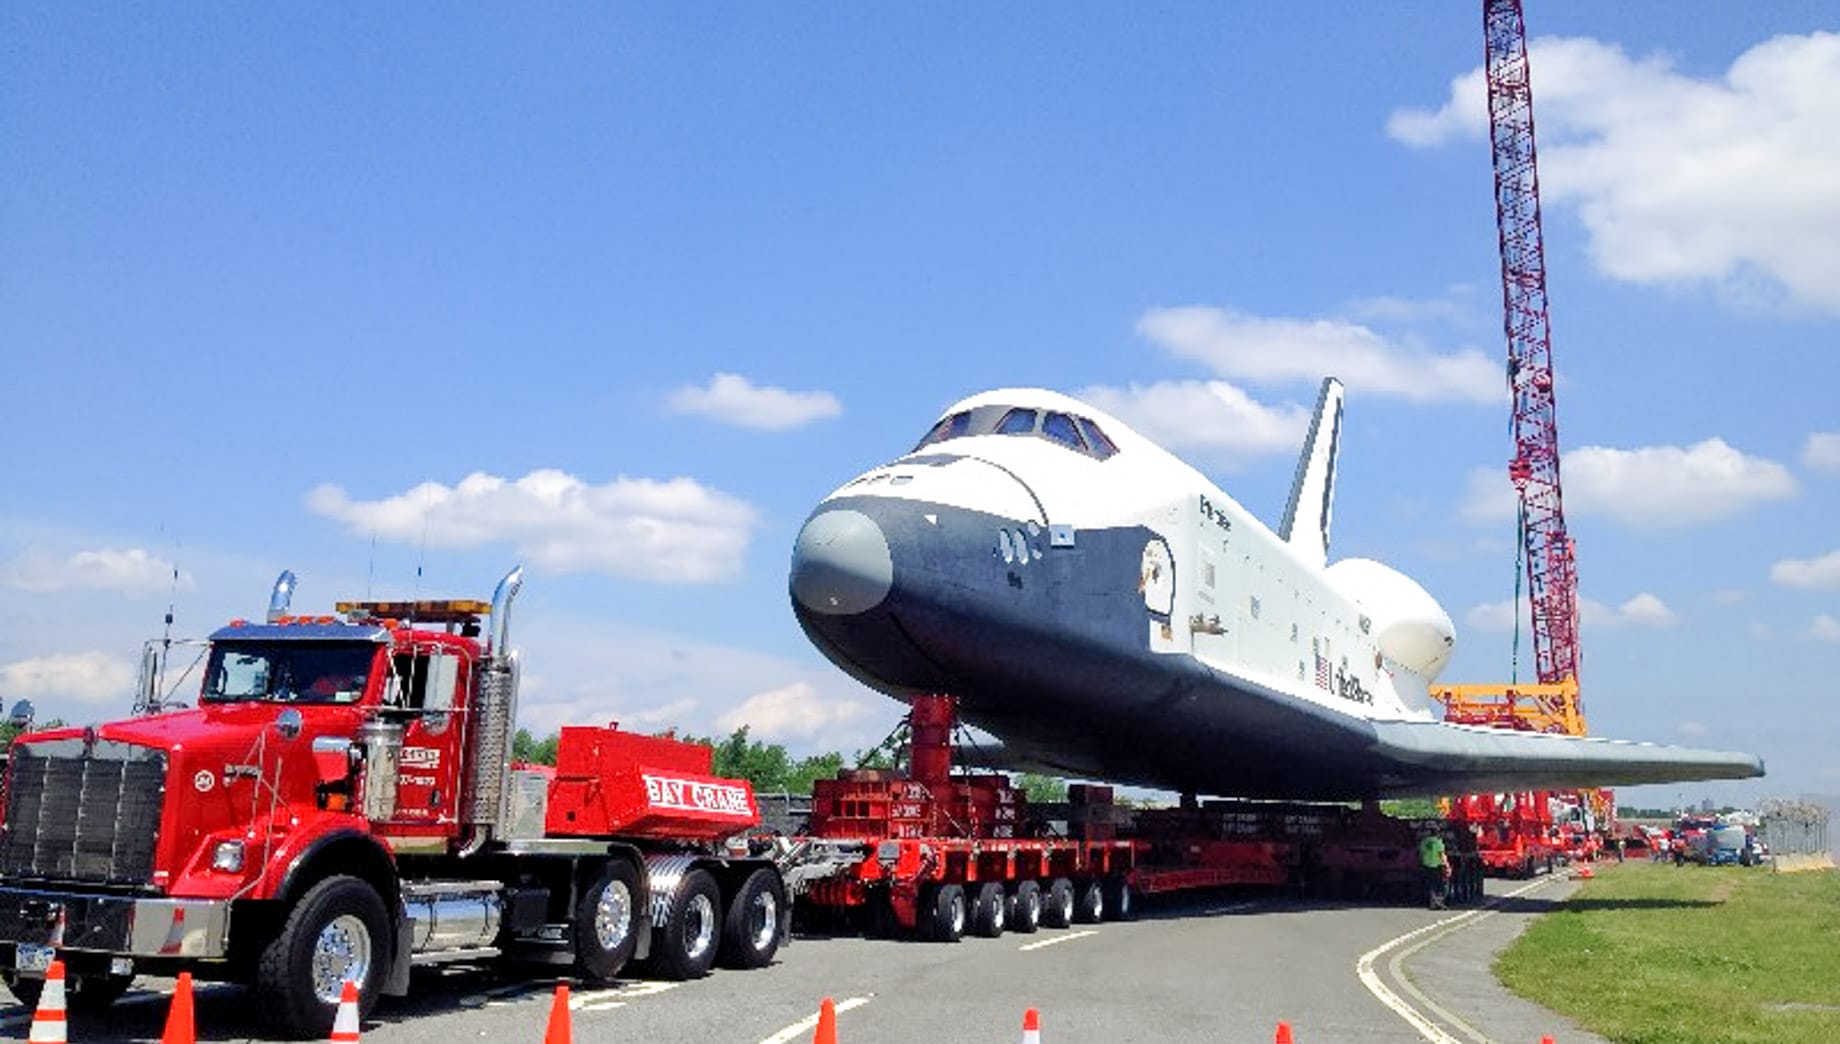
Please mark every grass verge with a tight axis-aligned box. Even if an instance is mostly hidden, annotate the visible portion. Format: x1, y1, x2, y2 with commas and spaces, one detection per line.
1495, 860, 1840, 1044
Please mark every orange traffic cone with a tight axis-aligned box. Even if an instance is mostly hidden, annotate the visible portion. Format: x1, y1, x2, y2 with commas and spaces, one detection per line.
1020, 1007, 1041, 1043
812, 997, 837, 1044
1274, 1020, 1294, 1044
27, 960, 66, 1044
544, 983, 571, 1044
329, 980, 360, 1044
1577, 865, 1595, 879
161, 971, 196, 1044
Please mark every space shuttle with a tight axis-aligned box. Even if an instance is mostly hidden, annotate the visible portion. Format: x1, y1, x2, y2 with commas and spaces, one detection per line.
787, 379, 1763, 800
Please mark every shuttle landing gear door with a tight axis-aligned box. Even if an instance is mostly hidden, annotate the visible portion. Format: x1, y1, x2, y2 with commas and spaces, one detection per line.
388, 649, 468, 826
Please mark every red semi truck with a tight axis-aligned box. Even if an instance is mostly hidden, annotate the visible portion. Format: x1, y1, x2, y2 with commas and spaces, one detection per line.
0, 569, 787, 1037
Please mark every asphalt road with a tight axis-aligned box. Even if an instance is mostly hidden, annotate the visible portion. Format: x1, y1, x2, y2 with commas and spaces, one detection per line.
3, 876, 1591, 1044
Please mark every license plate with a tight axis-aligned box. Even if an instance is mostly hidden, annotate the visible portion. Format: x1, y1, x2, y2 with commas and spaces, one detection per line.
14, 944, 54, 974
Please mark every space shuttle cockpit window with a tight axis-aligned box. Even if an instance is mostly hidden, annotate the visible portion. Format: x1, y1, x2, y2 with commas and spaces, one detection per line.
1076, 417, 1119, 460
913, 410, 972, 450
995, 408, 1039, 435
1042, 411, 1087, 450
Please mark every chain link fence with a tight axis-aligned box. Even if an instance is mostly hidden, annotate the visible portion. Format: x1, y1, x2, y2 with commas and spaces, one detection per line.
1758, 799, 1833, 872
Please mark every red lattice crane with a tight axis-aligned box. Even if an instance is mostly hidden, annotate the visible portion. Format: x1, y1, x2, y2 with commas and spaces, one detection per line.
1485, 0, 1579, 691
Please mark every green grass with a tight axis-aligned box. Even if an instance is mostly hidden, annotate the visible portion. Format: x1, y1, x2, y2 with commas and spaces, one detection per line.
1495, 860, 1840, 1044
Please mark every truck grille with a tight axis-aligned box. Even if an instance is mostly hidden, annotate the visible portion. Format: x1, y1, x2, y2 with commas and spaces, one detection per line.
0, 740, 166, 885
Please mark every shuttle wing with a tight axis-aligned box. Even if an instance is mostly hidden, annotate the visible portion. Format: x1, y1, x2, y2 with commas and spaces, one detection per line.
1368, 720, 1765, 797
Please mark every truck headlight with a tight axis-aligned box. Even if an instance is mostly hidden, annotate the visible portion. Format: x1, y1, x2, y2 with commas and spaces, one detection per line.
212, 840, 245, 873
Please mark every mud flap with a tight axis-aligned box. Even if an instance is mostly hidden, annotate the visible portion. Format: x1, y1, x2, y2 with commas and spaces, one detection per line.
382, 912, 412, 996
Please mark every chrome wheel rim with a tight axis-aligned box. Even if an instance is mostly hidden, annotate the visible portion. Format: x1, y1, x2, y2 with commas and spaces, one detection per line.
749, 890, 779, 951
311, 914, 371, 1005
683, 893, 717, 960
595, 880, 634, 951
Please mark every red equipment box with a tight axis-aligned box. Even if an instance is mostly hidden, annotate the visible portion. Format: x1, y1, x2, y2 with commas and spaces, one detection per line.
546, 725, 759, 842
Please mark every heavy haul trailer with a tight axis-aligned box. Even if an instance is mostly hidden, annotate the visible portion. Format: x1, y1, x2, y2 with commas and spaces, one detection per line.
787, 696, 1481, 938
0, 569, 787, 1038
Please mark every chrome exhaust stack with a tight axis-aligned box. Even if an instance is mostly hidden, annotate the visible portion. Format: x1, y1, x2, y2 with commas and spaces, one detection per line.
465, 566, 525, 849
266, 570, 298, 624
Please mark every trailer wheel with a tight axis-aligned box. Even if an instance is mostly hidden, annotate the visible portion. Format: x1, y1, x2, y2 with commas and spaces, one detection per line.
1074, 879, 1105, 924
1042, 878, 1076, 929
651, 869, 721, 981
718, 868, 785, 969
575, 858, 643, 984
922, 883, 967, 942
1102, 876, 1136, 921
972, 882, 1007, 938
1008, 881, 1042, 934
256, 875, 389, 1038
2, 971, 134, 1013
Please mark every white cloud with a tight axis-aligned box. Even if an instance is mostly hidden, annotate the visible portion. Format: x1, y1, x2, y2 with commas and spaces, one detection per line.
1136, 306, 1502, 403
1466, 592, 1675, 633
503, 612, 888, 755
1812, 615, 1840, 643
1771, 550, 1840, 590
1340, 285, 1482, 327
1804, 433, 1840, 475
306, 469, 759, 583
665, 373, 842, 431
716, 682, 872, 742
1460, 439, 1796, 529
0, 652, 137, 708
1390, 33, 1840, 313
1078, 380, 1311, 467
1677, 720, 1710, 737
1616, 593, 1677, 625
1, 548, 191, 597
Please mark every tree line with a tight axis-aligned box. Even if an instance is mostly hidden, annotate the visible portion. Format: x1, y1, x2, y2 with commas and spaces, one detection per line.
510, 724, 1072, 802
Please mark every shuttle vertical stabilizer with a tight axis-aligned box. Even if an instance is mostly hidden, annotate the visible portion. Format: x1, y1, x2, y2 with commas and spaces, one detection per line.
1279, 377, 1344, 568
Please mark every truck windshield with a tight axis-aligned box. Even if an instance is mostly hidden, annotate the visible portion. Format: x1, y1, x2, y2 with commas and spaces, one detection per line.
201, 641, 377, 705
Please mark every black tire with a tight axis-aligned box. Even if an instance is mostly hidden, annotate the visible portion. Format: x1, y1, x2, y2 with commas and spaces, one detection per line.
650, 869, 721, 981
575, 858, 644, 985
972, 882, 1007, 938
1008, 881, 1042, 935
1102, 875, 1136, 921
1042, 878, 1076, 929
2, 971, 134, 1012
719, 868, 786, 969
923, 883, 967, 942
256, 875, 391, 1039
1074, 879, 1106, 924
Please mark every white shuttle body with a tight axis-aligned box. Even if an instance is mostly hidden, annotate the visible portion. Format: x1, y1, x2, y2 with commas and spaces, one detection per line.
788, 380, 1763, 799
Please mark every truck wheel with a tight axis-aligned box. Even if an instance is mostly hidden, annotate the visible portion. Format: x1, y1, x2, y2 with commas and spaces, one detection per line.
256, 875, 389, 1038
1102, 875, 1136, 921
718, 868, 785, 969
922, 883, 966, 942
575, 858, 643, 985
2, 971, 134, 1012
1008, 881, 1042, 934
972, 882, 1007, 938
1042, 878, 1076, 929
1074, 879, 1105, 924
650, 869, 721, 981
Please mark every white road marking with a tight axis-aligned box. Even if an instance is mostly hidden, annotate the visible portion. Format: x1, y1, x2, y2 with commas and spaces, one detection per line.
1201, 902, 1259, 916
1018, 929, 1099, 951
755, 995, 872, 1044
1354, 876, 1565, 1044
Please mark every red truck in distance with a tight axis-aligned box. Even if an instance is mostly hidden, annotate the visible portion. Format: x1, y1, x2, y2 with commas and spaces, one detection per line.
0, 568, 788, 1038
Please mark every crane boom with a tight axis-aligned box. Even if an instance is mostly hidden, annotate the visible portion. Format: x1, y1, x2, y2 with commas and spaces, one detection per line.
1484, 0, 1579, 688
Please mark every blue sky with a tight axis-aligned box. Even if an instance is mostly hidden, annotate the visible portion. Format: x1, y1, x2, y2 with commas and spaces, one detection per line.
3, 5, 1835, 808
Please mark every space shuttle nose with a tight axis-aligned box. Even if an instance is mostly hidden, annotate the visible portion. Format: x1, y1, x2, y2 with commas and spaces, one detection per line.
791, 509, 893, 615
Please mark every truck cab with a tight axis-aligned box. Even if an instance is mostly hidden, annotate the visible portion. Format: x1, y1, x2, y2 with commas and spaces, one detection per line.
0, 569, 787, 1037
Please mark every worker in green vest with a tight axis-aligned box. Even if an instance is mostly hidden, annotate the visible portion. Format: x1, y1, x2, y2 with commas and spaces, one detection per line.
1419, 831, 1451, 910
